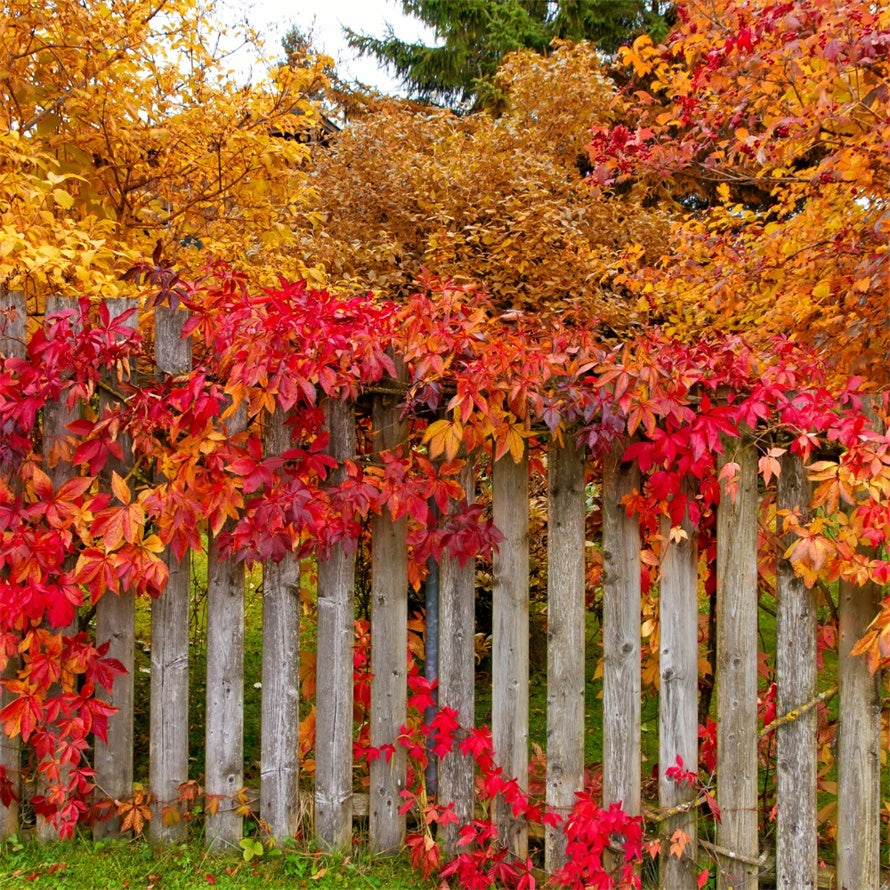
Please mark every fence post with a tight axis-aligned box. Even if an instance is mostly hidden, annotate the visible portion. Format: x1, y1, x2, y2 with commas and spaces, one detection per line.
602, 447, 642, 821
545, 435, 586, 872
774, 452, 817, 887
93, 298, 138, 839
836, 575, 881, 890
259, 408, 301, 838
205, 404, 247, 850
658, 483, 698, 890
149, 305, 192, 844
36, 295, 81, 843
492, 448, 530, 861
837, 412, 882, 890
369, 383, 409, 854
315, 398, 356, 850
0, 289, 26, 841
716, 441, 759, 890
438, 457, 476, 857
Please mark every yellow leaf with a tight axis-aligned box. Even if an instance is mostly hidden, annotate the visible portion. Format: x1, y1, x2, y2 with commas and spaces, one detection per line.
422, 418, 464, 461
506, 425, 526, 464
52, 188, 74, 209
140, 534, 165, 554
111, 470, 131, 505
669, 526, 688, 544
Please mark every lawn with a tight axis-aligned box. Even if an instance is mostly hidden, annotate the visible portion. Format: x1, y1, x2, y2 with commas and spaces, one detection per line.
0, 836, 438, 890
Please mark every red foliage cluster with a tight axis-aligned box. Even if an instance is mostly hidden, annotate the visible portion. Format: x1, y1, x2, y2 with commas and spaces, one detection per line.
2, 262, 889, 839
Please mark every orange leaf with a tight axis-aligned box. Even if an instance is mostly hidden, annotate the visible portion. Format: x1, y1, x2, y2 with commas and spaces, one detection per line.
670, 828, 689, 859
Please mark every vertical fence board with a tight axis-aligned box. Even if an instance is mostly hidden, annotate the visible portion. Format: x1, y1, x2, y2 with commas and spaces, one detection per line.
315, 399, 356, 850
260, 409, 301, 838
658, 489, 698, 890
0, 290, 25, 841
37, 296, 81, 842
94, 298, 138, 839
0, 291, 25, 355
837, 401, 882, 890
205, 406, 247, 849
438, 458, 476, 856
545, 437, 586, 871
602, 449, 642, 818
837, 584, 881, 889
149, 306, 192, 844
492, 450, 530, 861
369, 387, 408, 854
716, 442, 759, 890
775, 452, 817, 888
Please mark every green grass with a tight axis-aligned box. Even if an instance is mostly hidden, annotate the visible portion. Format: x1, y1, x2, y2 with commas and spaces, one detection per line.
0, 835, 438, 890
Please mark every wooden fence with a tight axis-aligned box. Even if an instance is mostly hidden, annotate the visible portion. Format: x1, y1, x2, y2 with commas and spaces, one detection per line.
0, 292, 885, 889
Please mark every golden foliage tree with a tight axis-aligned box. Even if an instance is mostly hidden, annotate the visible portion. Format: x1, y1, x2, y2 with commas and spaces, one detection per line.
298, 41, 671, 330
1, 0, 327, 301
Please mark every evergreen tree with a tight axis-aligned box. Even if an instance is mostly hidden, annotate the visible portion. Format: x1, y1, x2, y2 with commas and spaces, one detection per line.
345, 0, 669, 109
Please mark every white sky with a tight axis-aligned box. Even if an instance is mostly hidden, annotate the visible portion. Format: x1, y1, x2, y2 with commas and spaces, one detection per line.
220, 0, 437, 94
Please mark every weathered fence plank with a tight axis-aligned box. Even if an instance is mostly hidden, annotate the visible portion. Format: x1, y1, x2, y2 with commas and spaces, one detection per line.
149, 306, 192, 844
260, 409, 301, 838
545, 436, 586, 872
492, 449, 530, 861
205, 405, 247, 850
602, 448, 642, 819
93, 298, 138, 840
837, 579, 881, 889
369, 386, 409, 854
37, 295, 81, 843
315, 399, 357, 850
438, 458, 476, 856
0, 289, 26, 841
716, 441, 759, 890
658, 488, 699, 890
775, 451, 817, 889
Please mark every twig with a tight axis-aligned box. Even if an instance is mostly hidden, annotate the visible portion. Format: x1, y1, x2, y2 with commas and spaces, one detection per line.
759, 685, 838, 739
699, 838, 773, 870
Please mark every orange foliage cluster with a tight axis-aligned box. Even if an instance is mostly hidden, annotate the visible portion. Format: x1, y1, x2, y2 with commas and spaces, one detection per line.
298, 42, 671, 327
595, 0, 890, 380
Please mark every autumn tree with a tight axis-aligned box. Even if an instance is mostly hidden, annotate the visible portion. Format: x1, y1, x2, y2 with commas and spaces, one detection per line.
591, 0, 890, 381
346, 0, 670, 110
0, 0, 327, 306
298, 40, 671, 329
